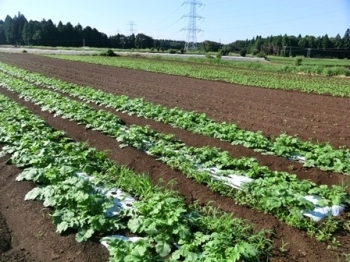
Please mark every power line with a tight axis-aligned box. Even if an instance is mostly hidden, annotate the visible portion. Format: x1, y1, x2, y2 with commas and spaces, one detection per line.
205, 8, 343, 33
205, 0, 285, 18
205, 0, 329, 20
181, 0, 204, 51
146, 4, 183, 30
152, 18, 183, 33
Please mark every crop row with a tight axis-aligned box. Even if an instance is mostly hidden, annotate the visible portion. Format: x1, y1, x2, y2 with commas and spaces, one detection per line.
1, 62, 349, 175
1, 70, 348, 241
50, 55, 350, 97
0, 92, 275, 261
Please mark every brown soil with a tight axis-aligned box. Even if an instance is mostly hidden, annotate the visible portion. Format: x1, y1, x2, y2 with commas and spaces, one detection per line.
0, 53, 349, 262
0, 151, 109, 262
1, 53, 348, 148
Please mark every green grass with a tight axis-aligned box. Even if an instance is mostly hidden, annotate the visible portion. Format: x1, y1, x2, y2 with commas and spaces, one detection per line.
19, 44, 350, 76
268, 56, 350, 67
135, 53, 350, 77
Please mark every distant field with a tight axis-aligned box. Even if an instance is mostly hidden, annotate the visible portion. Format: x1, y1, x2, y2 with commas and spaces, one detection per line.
268, 55, 350, 67
48, 54, 350, 97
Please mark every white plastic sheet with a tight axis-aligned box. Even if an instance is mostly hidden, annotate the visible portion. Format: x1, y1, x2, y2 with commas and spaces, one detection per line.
302, 195, 345, 222
288, 155, 306, 163
104, 188, 136, 217
101, 235, 143, 249
211, 173, 253, 189
75, 172, 136, 217
207, 171, 344, 222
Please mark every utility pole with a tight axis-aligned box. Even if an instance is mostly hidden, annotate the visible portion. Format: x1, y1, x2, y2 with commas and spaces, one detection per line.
127, 21, 136, 35
182, 0, 203, 51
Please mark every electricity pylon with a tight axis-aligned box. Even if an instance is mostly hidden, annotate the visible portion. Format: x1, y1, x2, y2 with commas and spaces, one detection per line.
182, 0, 203, 51
127, 21, 136, 35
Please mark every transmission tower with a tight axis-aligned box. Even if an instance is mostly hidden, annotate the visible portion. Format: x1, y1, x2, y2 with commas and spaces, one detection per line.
182, 0, 203, 51
127, 21, 136, 35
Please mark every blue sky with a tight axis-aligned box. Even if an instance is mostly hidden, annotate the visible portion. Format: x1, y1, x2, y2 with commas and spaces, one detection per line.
0, 0, 349, 44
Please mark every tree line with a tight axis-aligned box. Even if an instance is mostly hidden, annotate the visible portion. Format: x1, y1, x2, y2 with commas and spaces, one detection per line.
1, 12, 350, 58
0, 12, 184, 50
225, 31, 350, 59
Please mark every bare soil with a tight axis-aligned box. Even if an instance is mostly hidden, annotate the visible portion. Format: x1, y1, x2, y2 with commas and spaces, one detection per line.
0, 53, 349, 262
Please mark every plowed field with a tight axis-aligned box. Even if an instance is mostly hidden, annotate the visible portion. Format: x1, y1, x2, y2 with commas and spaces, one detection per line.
0, 53, 349, 262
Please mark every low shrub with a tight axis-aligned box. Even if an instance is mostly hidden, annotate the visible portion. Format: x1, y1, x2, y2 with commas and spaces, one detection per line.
256, 51, 267, 59
279, 65, 291, 73
322, 66, 350, 76
100, 49, 118, 57
240, 49, 247, 57
252, 49, 259, 55
294, 56, 303, 66
205, 53, 214, 59
217, 47, 230, 56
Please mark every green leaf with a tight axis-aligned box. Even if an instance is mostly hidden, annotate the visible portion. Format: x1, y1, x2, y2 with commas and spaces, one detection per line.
131, 243, 147, 257
0, 150, 6, 158
144, 220, 157, 235
265, 197, 281, 210
16, 168, 37, 181
76, 228, 95, 242
56, 221, 69, 233
155, 241, 171, 257
43, 197, 56, 207
128, 217, 142, 233
24, 187, 42, 200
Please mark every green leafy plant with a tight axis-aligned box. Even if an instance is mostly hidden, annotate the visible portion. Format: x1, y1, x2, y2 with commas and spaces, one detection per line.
1, 63, 349, 244
0, 92, 272, 260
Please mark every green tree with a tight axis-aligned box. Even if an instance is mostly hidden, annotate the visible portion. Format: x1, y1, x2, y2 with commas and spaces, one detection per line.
21, 22, 29, 45
3, 12, 27, 45
239, 48, 247, 57
3, 15, 14, 44
298, 38, 307, 48
333, 33, 342, 48
32, 29, 42, 44
342, 29, 350, 48
135, 33, 154, 49
282, 34, 290, 47
201, 40, 222, 52
22, 20, 41, 45
321, 34, 331, 49
110, 33, 128, 48
40, 19, 58, 46
0, 20, 5, 45
14, 12, 27, 45
128, 33, 136, 48
82, 26, 108, 47
305, 35, 316, 48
